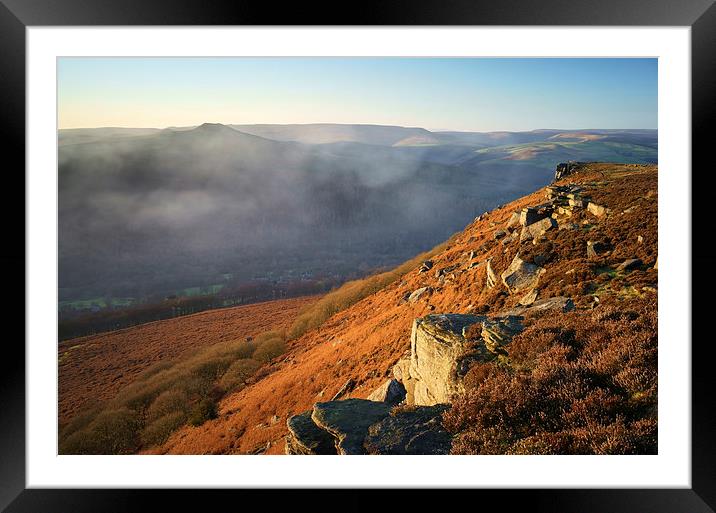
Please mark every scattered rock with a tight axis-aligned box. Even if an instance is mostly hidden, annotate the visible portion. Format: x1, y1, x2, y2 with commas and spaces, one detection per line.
286, 410, 337, 455
506, 211, 521, 229
519, 207, 546, 227
501, 254, 545, 294
616, 258, 643, 271
586, 240, 606, 259
519, 288, 538, 306
637, 235, 644, 244
558, 222, 578, 231
587, 202, 609, 217
364, 405, 452, 455
520, 217, 557, 243
533, 252, 550, 266
493, 229, 508, 240
408, 286, 432, 303
331, 378, 356, 401
486, 260, 498, 289
367, 379, 407, 406
435, 264, 459, 279
312, 399, 391, 454
418, 260, 434, 273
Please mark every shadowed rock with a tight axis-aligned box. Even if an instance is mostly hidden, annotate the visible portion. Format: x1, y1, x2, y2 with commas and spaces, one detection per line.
286, 410, 338, 455
312, 399, 391, 455
519, 217, 557, 243
367, 379, 407, 406
554, 161, 588, 181
481, 316, 524, 355
364, 405, 452, 455
616, 258, 643, 271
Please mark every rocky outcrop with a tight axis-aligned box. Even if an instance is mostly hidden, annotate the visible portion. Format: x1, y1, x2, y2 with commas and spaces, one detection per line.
287, 401, 453, 455
408, 313, 523, 405
501, 254, 546, 294
367, 378, 406, 405
287, 311, 526, 453
331, 378, 356, 401
364, 405, 452, 455
554, 161, 589, 181
506, 211, 520, 229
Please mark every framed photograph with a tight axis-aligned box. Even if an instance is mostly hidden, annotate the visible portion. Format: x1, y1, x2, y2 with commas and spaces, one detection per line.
4, 0, 714, 510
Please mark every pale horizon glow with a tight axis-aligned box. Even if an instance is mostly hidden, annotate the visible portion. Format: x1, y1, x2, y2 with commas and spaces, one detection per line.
58, 57, 658, 132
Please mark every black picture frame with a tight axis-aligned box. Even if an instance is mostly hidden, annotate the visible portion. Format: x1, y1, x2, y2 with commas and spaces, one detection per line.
2, 0, 714, 510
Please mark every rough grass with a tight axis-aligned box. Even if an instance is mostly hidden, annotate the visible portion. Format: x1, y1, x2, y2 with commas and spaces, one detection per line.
444, 296, 657, 455
59, 329, 287, 454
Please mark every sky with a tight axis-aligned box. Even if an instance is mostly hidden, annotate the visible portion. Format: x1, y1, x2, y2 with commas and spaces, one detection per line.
58, 57, 657, 132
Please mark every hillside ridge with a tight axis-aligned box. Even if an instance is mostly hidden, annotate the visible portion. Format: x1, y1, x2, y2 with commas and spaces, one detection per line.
151, 161, 657, 455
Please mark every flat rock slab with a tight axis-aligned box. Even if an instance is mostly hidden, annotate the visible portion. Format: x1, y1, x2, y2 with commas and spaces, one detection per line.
364, 405, 453, 455
312, 399, 391, 455
286, 410, 338, 455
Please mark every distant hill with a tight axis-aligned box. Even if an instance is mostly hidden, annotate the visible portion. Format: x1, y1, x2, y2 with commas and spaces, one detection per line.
230, 123, 436, 146
58, 123, 656, 306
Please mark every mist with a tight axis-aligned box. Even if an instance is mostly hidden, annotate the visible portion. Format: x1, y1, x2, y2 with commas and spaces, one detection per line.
58, 124, 657, 304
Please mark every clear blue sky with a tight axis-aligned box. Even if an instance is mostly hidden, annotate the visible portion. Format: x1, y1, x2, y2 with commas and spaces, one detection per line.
58, 57, 657, 131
